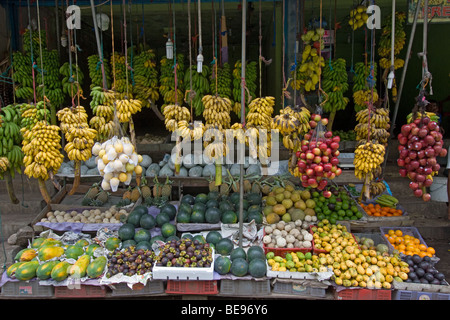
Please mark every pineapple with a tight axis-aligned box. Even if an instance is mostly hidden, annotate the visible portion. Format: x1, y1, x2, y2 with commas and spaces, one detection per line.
243, 179, 252, 193
140, 177, 152, 200
96, 190, 109, 205
152, 177, 162, 197
161, 177, 172, 198
122, 187, 132, 200
85, 183, 100, 201
251, 181, 261, 194
130, 187, 141, 202
219, 182, 230, 196
208, 179, 219, 193
261, 183, 271, 195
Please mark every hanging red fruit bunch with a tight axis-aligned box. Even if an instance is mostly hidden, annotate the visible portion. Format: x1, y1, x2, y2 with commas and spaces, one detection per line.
397, 116, 446, 202
296, 113, 342, 194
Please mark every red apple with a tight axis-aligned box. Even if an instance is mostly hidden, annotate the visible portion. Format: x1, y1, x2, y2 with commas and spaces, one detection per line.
323, 190, 332, 198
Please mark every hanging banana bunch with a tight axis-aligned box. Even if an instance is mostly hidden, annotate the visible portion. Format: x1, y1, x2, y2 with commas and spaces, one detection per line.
60, 62, 84, 99
162, 104, 191, 132
355, 107, 391, 145
210, 62, 233, 100
202, 94, 233, 130
111, 52, 133, 94
159, 54, 185, 111
132, 48, 160, 107
353, 141, 385, 181
12, 51, 34, 101
184, 65, 210, 116
87, 54, 112, 89
115, 98, 143, 123
348, 5, 368, 30
232, 60, 257, 117
352, 62, 378, 112
36, 49, 65, 110
0, 104, 24, 178
322, 58, 350, 114
89, 86, 116, 141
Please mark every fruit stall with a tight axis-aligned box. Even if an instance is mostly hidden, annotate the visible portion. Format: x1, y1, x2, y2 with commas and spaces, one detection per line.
0, 0, 450, 301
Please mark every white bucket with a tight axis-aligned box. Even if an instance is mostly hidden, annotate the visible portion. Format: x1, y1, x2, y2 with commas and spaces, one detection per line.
430, 177, 448, 202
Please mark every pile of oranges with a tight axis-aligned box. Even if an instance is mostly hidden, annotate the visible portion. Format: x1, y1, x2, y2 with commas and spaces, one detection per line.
360, 203, 403, 217
384, 229, 435, 258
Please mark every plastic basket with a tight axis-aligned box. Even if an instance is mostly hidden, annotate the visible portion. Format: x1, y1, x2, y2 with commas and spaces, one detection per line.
110, 281, 165, 297
166, 280, 218, 295
312, 223, 355, 255
335, 288, 391, 300
54, 285, 107, 298
219, 279, 271, 296
272, 281, 327, 298
353, 233, 385, 246
0, 280, 54, 298
393, 290, 450, 300
262, 229, 312, 257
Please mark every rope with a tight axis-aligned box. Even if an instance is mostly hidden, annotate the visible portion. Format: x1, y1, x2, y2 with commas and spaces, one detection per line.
36, 0, 47, 118
171, 0, 179, 105
123, 0, 130, 98
128, 0, 135, 87
26, 0, 37, 104
110, 0, 116, 90
188, 0, 193, 121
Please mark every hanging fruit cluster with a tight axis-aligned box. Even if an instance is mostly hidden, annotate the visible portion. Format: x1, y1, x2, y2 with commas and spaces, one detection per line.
322, 58, 350, 114
348, 5, 368, 30
0, 105, 24, 178
232, 60, 257, 117
22, 29, 46, 55
115, 98, 143, 123
184, 65, 210, 116
132, 48, 160, 107
59, 62, 84, 99
273, 106, 311, 152
296, 114, 341, 189
291, 28, 325, 93
397, 115, 446, 202
163, 104, 191, 133
12, 51, 34, 100
202, 94, 232, 130
36, 49, 64, 108
352, 62, 378, 112
159, 54, 185, 110
87, 54, 112, 89
210, 62, 233, 100
353, 141, 385, 181
110, 52, 133, 95
355, 107, 390, 145
89, 87, 117, 142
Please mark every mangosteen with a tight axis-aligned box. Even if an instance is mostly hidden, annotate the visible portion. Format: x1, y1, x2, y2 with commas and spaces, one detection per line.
201, 250, 208, 257
187, 246, 195, 253
191, 262, 197, 267
406, 258, 415, 267
420, 278, 429, 284
185, 259, 191, 265
424, 273, 435, 283
193, 240, 199, 246
179, 243, 186, 251
111, 257, 117, 263
146, 256, 153, 263
440, 280, 447, 285
435, 272, 446, 281
167, 252, 174, 260
185, 240, 192, 247
431, 278, 441, 285
423, 256, 432, 263
161, 257, 169, 266
418, 261, 430, 271
415, 268, 425, 278
412, 254, 422, 265
204, 262, 211, 268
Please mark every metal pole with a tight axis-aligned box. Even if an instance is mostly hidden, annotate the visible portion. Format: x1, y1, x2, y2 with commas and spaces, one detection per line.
239, 0, 247, 248
90, 0, 107, 90
55, 0, 60, 57
382, 0, 421, 174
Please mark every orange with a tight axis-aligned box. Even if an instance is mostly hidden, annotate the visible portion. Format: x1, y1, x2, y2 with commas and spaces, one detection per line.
388, 229, 395, 236
418, 251, 427, 258
397, 244, 406, 251
418, 244, 427, 251
395, 238, 403, 245
413, 238, 421, 245
427, 247, 435, 255
405, 250, 414, 256
394, 230, 403, 237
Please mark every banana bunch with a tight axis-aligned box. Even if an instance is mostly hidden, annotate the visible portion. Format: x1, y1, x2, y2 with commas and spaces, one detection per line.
162, 104, 191, 132
115, 99, 143, 123
12, 51, 34, 100
291, 30, 326, 93
89, 87, 117, 141
202, 95, 233, 130
322, 58, 350, 113
64, 123, 97, 162
19, 101, 51, 131
59, 62, 84, 99
184, 65, 210, 116
0, 105, 24, 177
87, 54, 112, 89
22, 120, 64, 181
352, 62, 378, 112
245, 96, 275, 129
406, 111, 440, 124
369, 180, 387, 197
111, 52, 132, 94
272, 105, 311, 138
232, 60, 257, 117
353, 141, 385, 181
175, 120, 205, 141
278, 105, 312, 151
22, 29, 47, 55
56, 106, 89, 134
132, 49, 159, 107
244, 126, 272, 160
348, 5, 368, 30
378, 12, 407, 58
36, 50, 65, 108
355, 107, 390, 144
379, 58, 404, 70
159, 54, 185, 110
0, 157, 9, 176
353, 89, 379, 110
210, 62, 233, 100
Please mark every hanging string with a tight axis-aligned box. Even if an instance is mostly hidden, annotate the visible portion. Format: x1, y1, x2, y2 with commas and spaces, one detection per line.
36, 0, 48, 117
281, 0, 290, 105
350, 1, 356, 73
122, 0, 130, 98
128, 0, 135, 87
110, 0, 116, 91
292, 0, 299, 104
187, 0, 194, 122
172, 0, 179, 106
26, 0, 37, 104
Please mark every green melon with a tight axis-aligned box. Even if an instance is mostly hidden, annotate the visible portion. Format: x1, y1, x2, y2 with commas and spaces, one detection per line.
214, 256, 231, 275
121, 239, 137, 249
127, 211, 144, 227
230, 247, 247, 261
190, 210, 205, 223
205, 231, 222, 245
135, 241, 152, 251
246, 193, 262, 206
216, 238, 234, 256
193, 202, 207, 212
181, 233, 194, 240
205, 207, 221, 224
160, 204, 177, 220
165, 235, 180, 242
176, 211, 191, 223
247, 246, 265, 262
221, 210, 238, 224
181, 194, 195, 205
195, 193, 209, 204
193, 234, 206, 244
156, 212, 170, 227
140, 214, 157, 229
230, 192, 241, 204
133, 205, 149, 215
247, 204, 262, 214
230, 258, 248, 277
248, 258, 267, 278
219, 201, 234, 212
208, 191, 220, 201
118, 223, 135, 241
247, 212, 263, 224
161, 223, 176, 238
178, 202, 193, 214
134, 229, 152, 243
149, 236, 165, 246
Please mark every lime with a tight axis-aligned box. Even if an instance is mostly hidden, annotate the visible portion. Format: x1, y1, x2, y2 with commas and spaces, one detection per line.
329, 217, 337, 224
356, 211, 363, 219
351, 206, 359, 213
342, 202, 349, 210
350, 215, 358, 220
338, 210, 346, 216
346, 210, 353, 217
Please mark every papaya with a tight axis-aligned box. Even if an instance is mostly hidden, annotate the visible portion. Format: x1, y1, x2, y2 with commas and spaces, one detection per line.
14, 248, 28, 262
86, 256, 107, 278
18, 248, 37, 261
75, 238, 90, 248
85, 244, 100, 256
39, 238, 63, 248
105, 237, 121, 251
36, 260, 59, 280
65, 245, 85, 260
15, 260, 40, 281
51, 261, 72, 282
31, 237, 46, 249
6, 262, 26, 278
68, 255, 91, 278
38, 246, 65, 261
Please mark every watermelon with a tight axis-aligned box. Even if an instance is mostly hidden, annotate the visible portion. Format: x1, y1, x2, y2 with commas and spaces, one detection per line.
181, 233, 194, 240
248, 258, 266, 278
214, 256, 231, 275
176, 211, 191, 223
178, 202, 193, 214
205, 207, 221, 224
193, 234, 206, 244
247, 246, 265, 262
219, 201, 234, 212
221, 210, 238, 224
134, 229, 152, 243
160, 204, 177, 220
246, 193, 262, 206
149, 236, 165, 247
156, 212, 170, 227
205, 231, 222, 245
140, 214, 156, 229
181, 194, 195, 205
122, 239, 137, 249
230, 258, 248, 277
161, 223, 176, 238
190, 210, 205, 223
135, 241, 152, 251
206, 199, 219, 209
165, 235, 180, 242
207, 191, 220, 201
118, 223, 135, 241
195, 193, 209, 204
133, 205, 149, 215
247, 212, 263, 224
216, 238, 234, 256
230, 247, 247, 261
193, 202, 207, 212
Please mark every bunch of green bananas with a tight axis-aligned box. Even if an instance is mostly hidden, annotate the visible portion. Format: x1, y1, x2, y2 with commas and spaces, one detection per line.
36, 49, 64, 108
406, 111, 440, 124
291, 29, 326, 93
0, 104, 24, 178
322, 58, 350, 113
184, 65, 210, 116
88, 54, 111, 89
12, 51, 34, 100
210, 63, 233, 100
232, 60, 257, 117
132, 49, 159, 107
22, 29, 47, 55
352, 62, 378, 112
110, 52, 133, 94
159, 54, 185, 111
89, 87, 116, 142
19, 101, 51, 131
60, 62, 84, 99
